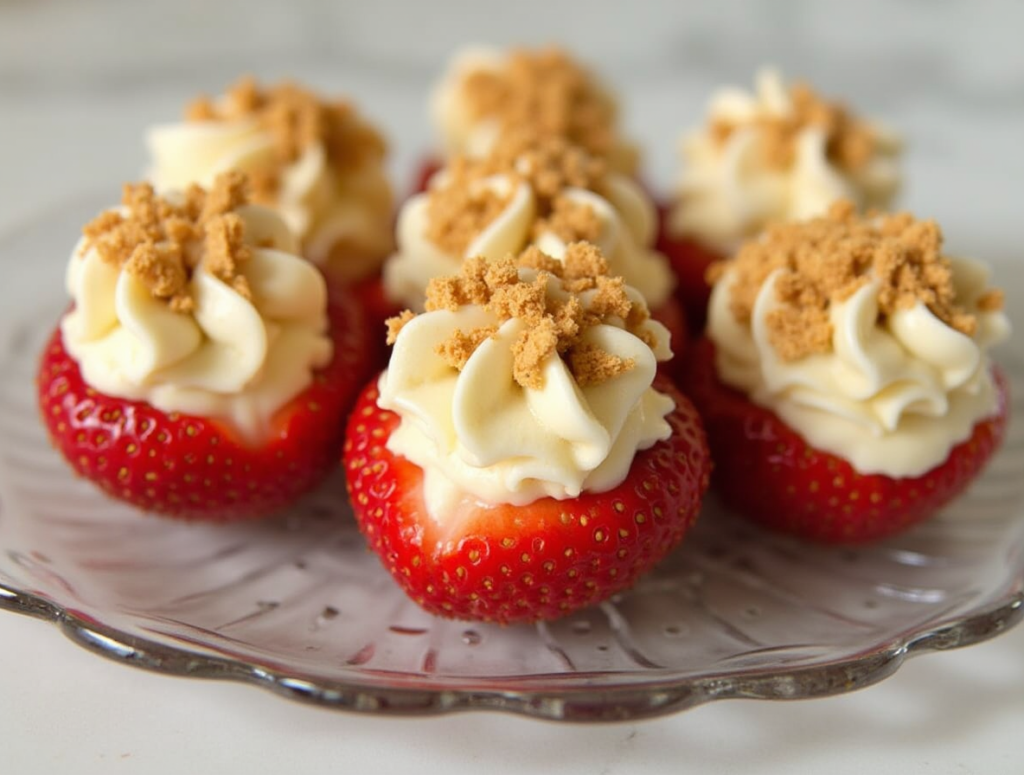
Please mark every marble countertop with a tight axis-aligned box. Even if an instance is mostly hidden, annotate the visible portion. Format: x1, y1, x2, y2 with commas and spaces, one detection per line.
1, 1, 1022, 773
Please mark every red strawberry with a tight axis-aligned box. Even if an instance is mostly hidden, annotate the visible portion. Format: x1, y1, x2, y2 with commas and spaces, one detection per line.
344, 376, 711, 624
37, 287, 371, 521
683, 338, 1010, 543
411, 155, 443, 195
656, 205, 722, 333
333, 274, 401, 377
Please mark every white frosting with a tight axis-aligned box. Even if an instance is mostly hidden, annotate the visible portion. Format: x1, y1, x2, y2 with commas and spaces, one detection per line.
378, 269, 674, 518
61, 204, 333, 444
146, 115, 393, 280
708, 258, 1010, 477
431, 47, 508, 162
669, 69, 902, 254
383, 170, 674, 311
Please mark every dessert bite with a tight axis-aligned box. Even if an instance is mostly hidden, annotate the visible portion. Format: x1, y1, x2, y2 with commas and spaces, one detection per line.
146, 77, 394, 285
37, 173, 371, 520
415, 45, 639, 191
684, 202, 1010, 543
660, 69, 902, 330
345, 245, 711, 623
384, 132, 686, 356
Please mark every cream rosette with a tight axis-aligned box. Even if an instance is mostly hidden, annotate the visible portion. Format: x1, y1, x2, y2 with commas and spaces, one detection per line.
669, 69, 901, 254
378, 269, 674, 519
708, 258, 1010, 477
429, 46, 637, 175
146, 113, 392, 280
383, 171, 674, 313
61, 204, 333, 443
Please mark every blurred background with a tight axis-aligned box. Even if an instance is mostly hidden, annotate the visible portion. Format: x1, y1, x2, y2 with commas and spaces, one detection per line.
1, 0, 1023, 253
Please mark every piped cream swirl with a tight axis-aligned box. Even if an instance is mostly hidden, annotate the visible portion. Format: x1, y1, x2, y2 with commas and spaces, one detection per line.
61, 204, 333, 444
379, 268, 674, 518
146, 83, 393, 280
383, 171, 673, 312
669, 69, 901, 254
708, 258, 1010, 477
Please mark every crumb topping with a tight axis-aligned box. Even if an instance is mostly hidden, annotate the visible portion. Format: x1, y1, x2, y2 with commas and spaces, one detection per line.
532, 195, 602, 244
460, 47, 633, 171
386, 243, 652, 389
425, 132, 607, 256
80, 172, 256, 312
185, 76, 386, 203
711, 81, 878, 172
711, 201, 1004, 361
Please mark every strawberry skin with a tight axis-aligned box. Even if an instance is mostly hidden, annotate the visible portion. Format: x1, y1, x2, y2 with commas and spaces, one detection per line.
37, 288, 371, 521
343, 274, 401, 377
344, 376, 711, 624
411, 155, 443, 195
683, 338, 1011, 543
655, 206, 722, 334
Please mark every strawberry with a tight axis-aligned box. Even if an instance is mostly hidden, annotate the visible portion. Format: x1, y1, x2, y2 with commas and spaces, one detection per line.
411, 155, 443, 195
37, 287, 371, 521
331, 274, 400, 378
683, 338, 1011, 543
655, 205, 722, 333
344, 376, 711, 624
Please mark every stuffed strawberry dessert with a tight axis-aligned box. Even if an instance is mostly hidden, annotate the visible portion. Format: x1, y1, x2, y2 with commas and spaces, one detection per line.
37, 173, 370, 521
415, 45, 639, 192
660, 69, 902, 331
685, 201, 1010, 543
385, 131, 686, 358
345, 244, 710, 623
146, 77, 396, 350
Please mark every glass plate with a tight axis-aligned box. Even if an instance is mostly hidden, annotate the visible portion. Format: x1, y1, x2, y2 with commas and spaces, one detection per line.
0, 195, 1021, 722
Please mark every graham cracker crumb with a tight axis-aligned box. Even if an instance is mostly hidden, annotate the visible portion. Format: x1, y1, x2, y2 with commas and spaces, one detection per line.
411, 245, 655, 389
81, 172, 258, 311
976, 289, 1005, 312
425, 163, 514, 256
714, 200, 1000, 360
385, 309, 416, 345
532, 196, 601, 243
425, 133, 607, 256
185, 77, 386, 204
511, 317, 560, 389
460, 47, 633, 172
588, 276, 633, 321
203, 213, 253, 301
570, 344, 636, 388
712, 81, 878, 172
437, 325, 500, 370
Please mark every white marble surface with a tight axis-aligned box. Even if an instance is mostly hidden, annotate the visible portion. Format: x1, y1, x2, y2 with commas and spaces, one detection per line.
2, 1, 1023, 772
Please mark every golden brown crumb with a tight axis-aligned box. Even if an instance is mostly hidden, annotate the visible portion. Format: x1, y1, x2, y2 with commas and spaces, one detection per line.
976, 289, 1005, 312
532, 196, 602, 243
413, 245, 655, 389
460, 47, 635, 173
437, 325, 500, 370
81, 172, 257, 311
711, 81, 879, 172
425, 165, 514, 256
385, 309, 416, 345
712, 200, 1001, 360
510, 317, 560, 389
185, 77, 386, 202
569, 344, 636, 387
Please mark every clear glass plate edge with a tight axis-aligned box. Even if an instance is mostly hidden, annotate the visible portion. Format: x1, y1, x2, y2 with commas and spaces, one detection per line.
0, 579, 1020, 721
